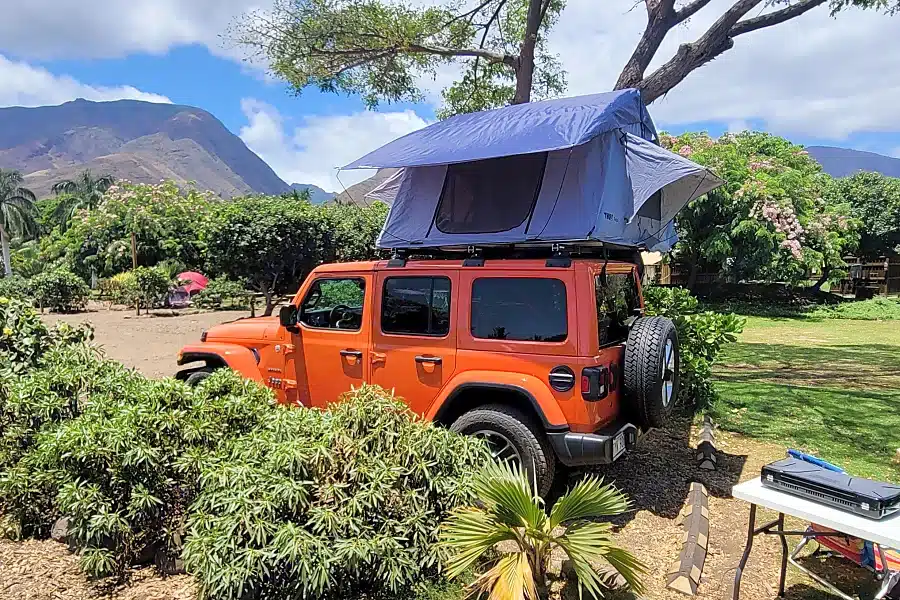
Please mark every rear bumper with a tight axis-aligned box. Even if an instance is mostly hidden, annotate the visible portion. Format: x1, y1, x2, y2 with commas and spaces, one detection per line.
548, 421, 640, 467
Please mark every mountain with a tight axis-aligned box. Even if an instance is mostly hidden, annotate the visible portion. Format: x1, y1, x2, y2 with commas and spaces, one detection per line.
806, 146, 900, 178
290, 183, 334, 204
0, 98, 291, 197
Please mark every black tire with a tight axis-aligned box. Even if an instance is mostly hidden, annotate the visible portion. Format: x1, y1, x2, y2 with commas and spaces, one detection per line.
624, 316, 679, 429
185, 369, 215, 387
450, 404, 556, 497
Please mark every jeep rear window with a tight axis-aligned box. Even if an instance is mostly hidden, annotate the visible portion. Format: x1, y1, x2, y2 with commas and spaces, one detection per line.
596, 271, 640, 346
381, 277, 451, 336
434, 152, 547, 234
471, 278, 567, 342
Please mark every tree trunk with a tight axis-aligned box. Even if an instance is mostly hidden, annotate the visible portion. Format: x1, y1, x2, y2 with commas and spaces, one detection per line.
263, 288, 275, 317
0, 224, 11, 277
810, 265, 832, 292
512, 0, 545, 104
686, 257, 700, 291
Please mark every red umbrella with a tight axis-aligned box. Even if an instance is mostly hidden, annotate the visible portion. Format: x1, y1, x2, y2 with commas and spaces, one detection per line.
177, 271, 208, 294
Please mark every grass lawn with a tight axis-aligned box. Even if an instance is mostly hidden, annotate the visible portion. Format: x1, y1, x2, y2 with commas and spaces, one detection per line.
710, 316, 900, 482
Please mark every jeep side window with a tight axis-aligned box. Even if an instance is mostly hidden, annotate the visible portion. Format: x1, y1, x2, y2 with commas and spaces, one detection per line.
299, 278, 365, 330
471, 278, 567, 342
381, 276, 451, 336
596, 271, 639, 346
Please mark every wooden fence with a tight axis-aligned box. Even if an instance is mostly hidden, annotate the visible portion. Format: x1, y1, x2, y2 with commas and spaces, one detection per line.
837, 257, 900, 297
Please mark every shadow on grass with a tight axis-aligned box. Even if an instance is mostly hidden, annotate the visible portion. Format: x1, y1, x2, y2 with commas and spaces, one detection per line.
786, 551, 892, 600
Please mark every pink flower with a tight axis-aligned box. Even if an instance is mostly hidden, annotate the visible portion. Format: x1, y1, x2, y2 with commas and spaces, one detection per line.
678, 145, 694, 157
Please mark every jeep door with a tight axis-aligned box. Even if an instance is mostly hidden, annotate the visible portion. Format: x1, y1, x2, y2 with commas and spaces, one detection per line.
370, 271, 458, 415
289, 274, 373, 407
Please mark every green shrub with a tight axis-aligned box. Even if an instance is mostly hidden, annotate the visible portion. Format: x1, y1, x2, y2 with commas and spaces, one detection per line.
0, 275, 29, 300
193, 276, 249, 310
28, 268, 90, 312
132, 266, 171, 311
99, 271, 137, 306
0, 367, 274, 575
807, 297, 900, 320
643, 286, 744, 408
0, 296, 93, 377
184, 385, 490, 600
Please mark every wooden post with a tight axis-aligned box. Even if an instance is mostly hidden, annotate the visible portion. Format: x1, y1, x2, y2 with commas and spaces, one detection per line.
130, 232, 137, 270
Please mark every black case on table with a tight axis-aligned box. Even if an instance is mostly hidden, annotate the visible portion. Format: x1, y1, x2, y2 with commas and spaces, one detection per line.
761, 457, 900, 520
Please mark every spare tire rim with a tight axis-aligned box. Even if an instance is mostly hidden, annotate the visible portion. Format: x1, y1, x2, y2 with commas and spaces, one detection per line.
473, 430, 522, 466
662, 338, 676, 407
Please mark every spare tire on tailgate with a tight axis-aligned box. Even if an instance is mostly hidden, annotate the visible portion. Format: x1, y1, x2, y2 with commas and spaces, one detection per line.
624, 316, 679, 428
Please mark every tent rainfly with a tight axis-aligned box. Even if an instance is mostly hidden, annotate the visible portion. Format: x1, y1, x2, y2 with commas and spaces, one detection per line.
342, 89, 723, 252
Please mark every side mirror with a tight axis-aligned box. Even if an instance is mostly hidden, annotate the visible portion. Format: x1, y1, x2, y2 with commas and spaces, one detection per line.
279, 305, 298, 329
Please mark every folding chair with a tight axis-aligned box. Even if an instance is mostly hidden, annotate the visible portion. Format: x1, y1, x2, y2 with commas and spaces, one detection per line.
789, 523, 900, 600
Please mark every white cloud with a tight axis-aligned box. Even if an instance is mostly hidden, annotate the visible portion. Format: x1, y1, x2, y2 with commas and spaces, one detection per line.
238, 99, 429, 190
0, 55, 171, 107
0, 0, 261, 60
548, 0, 900, 139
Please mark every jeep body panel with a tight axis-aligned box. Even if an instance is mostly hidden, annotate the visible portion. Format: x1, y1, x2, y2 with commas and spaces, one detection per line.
177, 256, 645, 461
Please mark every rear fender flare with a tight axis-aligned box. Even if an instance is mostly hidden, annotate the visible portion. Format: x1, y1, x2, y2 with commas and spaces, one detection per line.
427, 371, 568, 430
177, 343, 264, 382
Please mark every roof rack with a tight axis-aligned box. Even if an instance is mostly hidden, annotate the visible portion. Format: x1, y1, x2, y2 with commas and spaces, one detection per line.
382, 241, 647, 265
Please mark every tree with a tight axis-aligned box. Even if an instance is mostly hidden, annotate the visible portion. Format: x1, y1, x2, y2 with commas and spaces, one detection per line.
663, 131, 858, 288
201, 196, 329, 316
231, 0, 896, 116
51, 170, 115, 231
441, 461, 645, 599
826, 171, 900, 258
0, 169, 39, 277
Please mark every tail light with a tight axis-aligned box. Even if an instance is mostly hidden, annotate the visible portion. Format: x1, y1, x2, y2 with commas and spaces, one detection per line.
581, 366, 609, 401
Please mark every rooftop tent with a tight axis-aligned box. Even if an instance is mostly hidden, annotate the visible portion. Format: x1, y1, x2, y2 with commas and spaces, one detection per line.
343, 89, 722, 252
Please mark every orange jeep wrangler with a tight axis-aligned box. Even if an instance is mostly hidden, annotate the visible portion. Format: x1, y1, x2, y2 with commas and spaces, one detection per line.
176, 250, 679, 493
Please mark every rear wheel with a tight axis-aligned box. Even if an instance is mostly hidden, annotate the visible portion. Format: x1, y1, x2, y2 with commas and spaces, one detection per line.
450, 404, 556, 496
185, 368, 215, 387
624, 316, 679, 428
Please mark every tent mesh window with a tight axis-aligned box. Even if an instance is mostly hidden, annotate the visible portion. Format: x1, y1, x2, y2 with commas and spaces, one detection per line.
434, 152, 548, 234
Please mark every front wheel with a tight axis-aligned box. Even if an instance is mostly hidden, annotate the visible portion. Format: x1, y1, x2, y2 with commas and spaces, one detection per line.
450, 404, 556, 496
185, 368, 215, 387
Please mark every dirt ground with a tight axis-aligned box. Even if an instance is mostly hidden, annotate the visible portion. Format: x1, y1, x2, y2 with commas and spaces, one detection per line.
2, 309, 885, 600
40, 304, 249, 378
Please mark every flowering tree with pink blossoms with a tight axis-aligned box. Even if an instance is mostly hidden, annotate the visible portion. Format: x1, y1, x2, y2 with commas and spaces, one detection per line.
661, 131, 859, 289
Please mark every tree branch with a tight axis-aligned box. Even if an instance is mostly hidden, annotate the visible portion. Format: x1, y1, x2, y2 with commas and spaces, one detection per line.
442, 0, 497, 28
635, 0, 765, 102
615, 0, 678, 89
730, 0, 827, 36
674, 0, 714, 23
406, 43, 516, 65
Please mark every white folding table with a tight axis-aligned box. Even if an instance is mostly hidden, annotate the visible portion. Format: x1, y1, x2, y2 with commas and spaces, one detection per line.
732, 477, 900, 600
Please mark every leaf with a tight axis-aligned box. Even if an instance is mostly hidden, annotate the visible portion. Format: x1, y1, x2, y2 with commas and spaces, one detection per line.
549, 475, 629, 528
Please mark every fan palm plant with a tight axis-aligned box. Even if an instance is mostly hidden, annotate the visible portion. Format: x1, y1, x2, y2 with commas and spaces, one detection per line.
0, 169, 39, 277
442, 461, 645, 600
51, 170, 115, 231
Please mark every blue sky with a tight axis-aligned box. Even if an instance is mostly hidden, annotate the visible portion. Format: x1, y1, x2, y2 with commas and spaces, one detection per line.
1, 0, 898, 191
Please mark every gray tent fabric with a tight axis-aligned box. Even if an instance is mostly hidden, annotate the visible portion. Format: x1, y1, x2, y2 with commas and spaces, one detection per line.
348, 91, 722, 252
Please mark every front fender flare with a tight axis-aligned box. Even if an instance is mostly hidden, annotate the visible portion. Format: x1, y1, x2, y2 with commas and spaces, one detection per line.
426, 370, 568, 429
177, 343, 264, 383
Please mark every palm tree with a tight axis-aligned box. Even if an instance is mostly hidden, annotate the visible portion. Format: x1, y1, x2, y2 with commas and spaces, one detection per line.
51, 170, 115, 231
0, 169, 39, 277
441, 461, 645, 600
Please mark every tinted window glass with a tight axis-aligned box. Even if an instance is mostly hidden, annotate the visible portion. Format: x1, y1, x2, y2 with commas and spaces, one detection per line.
471, 278, 567, 342
596, 271, 640, 346
300, 278, 365, 330
435, 152, 547, 234
382, 277, 451, 336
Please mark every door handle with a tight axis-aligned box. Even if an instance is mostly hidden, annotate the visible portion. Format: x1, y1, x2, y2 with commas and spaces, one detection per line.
371, 352, 386, 365
415, 355, 442, 365
340, 349, 363, 358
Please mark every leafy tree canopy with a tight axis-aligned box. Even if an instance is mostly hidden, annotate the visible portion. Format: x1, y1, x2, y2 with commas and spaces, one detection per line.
826, 171, 900, 258
664, 131, 859, 287
231, 0, 897, 117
